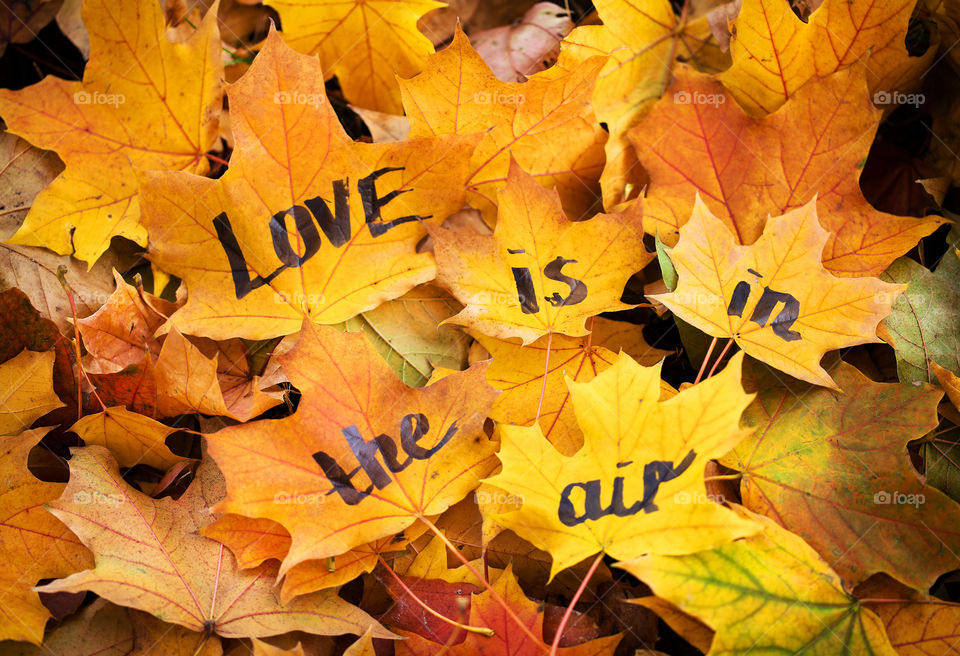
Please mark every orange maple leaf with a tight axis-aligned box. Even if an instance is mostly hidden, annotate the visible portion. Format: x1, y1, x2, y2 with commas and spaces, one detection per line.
0, 0, 222, 264
630, 65, 945, 276
206, 322, 498, 573
400, 27, 607, 222
141, 28, 478, 340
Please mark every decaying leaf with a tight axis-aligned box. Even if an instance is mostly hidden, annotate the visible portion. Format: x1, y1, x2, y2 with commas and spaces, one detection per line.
0, 429, 92, 644
721, 357, 957, 590
36, 446, 391, 639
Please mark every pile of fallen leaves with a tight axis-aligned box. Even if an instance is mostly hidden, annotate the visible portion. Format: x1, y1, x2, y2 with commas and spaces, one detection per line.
2, 0, 960, 653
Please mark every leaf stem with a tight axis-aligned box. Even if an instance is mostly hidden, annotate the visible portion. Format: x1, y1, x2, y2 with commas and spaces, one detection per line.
549, 552, 604, 656
375, 554, 494, 636
706, 339, 735, 379
694, 336, 718, 385
418, 516, 547, 650
205, 152, 230, 167
56, 265, 105, 417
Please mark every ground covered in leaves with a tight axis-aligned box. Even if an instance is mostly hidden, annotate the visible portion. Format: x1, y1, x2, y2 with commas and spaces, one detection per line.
2, 0, 960, 654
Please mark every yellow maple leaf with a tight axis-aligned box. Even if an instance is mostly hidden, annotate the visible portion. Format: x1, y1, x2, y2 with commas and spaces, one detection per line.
619, 509, 898, 655
141, 29, 478, 340
0, 0, 222, 265
0, 349, 62, 435
430, 161, 651, 344
720, 0, 932, 116
400, 26, 607, 222
474, 319, 671, 455
266, 0, 442, 114
651, 196, 903, 388
537, 0, 728, 208
485, 350, 760, 580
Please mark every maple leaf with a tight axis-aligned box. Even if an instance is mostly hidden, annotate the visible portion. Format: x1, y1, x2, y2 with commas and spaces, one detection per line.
381, 538, 485, 645
399, 27, 607, 223
0, 0, 222, 265
856, 575, 960, 656
0, 0, 60, 58
720, 0, 932, 116
141, 28, 478, 340
720, 357, 960, 590
0, 429, 93, 644
485, 350, 761, 579
153, 328, 284, 422
430, 162, 651, 344
36, 445, 392, 639
280, 525, 428, 601
76, 270, 173, 374
881, 240, 960, 383
618, 509, 898, 655
475, 318, 671, 455
206, 322, 498, 573
69, 406, 187, 471
265, 0, 442, 114
0, 288, 76, 414
396, 565, 622, 655
630, 65, 945, 275
204, 511, 431, 601
651, 197, 902, 388
0, 349, 62, 435
537, 0, 728, 207
335, 285, 470, 387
